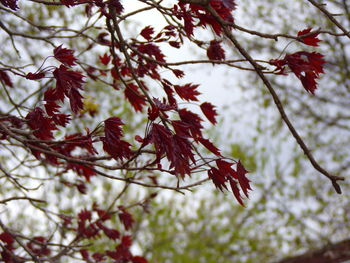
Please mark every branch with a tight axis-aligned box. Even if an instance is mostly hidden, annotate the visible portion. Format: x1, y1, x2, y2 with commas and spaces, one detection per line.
205, 5, 345, 194
276, 239, 350, 263
306, 0, 350, 39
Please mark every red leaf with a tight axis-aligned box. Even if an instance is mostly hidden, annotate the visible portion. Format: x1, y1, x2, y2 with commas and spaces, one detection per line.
120, 235, 132, 249
172, 69, 185, 78
148, 124, 195, 176
25, 72, 45, 80
0, 0, 18, 10
171, 120, 192, 138
26, 107, 56, 140
236, 160, 251, 198
169, 41, 181, 48
148, 123, 172, 160
132, 256, 148, 263
109, 0, 123, 15
67, 88, 84, 114
271, 51, 325, 94
67, 163, 96, 182
27, 237, 51, 256
207, 40, 225, 61
102, 139, 132, 161
174, 83, 200, 101
297, 28, 320, 46
0, 232, 14, 245
140, 26, 154, 41
0, 70, 13, 88
124, 83, 147, 112
80, 249, 90, 261
104, 117, 124, 141
228, 178, 244, 206
118, 206, 134, 230
208, 167, 227, 192
216, 159, 236, 179
62, 132, 97, 155
60, 0, 76, 7
92, 253, 105, 262
53, 65, 85, 113
44, 89, 60, 115
136, 43, 165, 62
102, 117, 132, 160
54, 45, 77, 66
198, 138, 221, 156
52, 113, 71, 127
97, 222, 120, 240
162, 81, 177, 105
99, 53, 111, 65
169, 134, 195, 176
78, 209, 92, 222
76, 181, 87, 194
200, 102, 217, 124
209, 0, 234, 23
178, 109, 203, 139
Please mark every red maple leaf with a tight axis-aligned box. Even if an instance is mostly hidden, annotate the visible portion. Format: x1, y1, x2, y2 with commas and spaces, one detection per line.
147, 124, 195, 176
140, 26, 154, 41
174, 83, 200, 101
172, 69, 184, 78
209, 0, 234, 23
52, 113, 71, 127
297, 28, 320, 46
228, 178, 244, 206
99, 53, 111, 65
198, 138, 221, 156
104, 117, 124, 140
96, 222, 120, 240
162, 80, 177, 105
270, 51, 325, 94
61, 132, 97, 155
0, 70, 13, 88
101, 117, 132, 160
53, 65, 85, 113
67, 163, 96, 182
207, 40, 226, 61
54, 45, 77, 66
132, 256, 148, 263
0, 232, 14, 245
0, 0, 18, 10
25, 72, 45, 80
27, 237, 51, 256
60, 0, 76, 7
208, 167, 228, 192
118, 206, 134, 230
26, 107, 56, 140
78, 209, 92, 222
200, 102, 217, 124
124, 83, 147, 112
178, 109, 203, 139
236, 160, 251, 198
136, 43, 165, 62
44, 89, 60, 116
169, 41, 181, 49
169, 134, 195, 176
171, 120, 192, 138
109, 0, 124, 15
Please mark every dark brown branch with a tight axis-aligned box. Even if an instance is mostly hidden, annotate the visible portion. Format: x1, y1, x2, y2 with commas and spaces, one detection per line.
277, 239, 350, 263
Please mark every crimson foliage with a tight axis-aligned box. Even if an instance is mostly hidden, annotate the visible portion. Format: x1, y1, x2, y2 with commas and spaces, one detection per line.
0, 0, 343, 262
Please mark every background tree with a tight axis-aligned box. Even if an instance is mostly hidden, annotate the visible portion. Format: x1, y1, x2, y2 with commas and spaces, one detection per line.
0, 0, 348, 262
